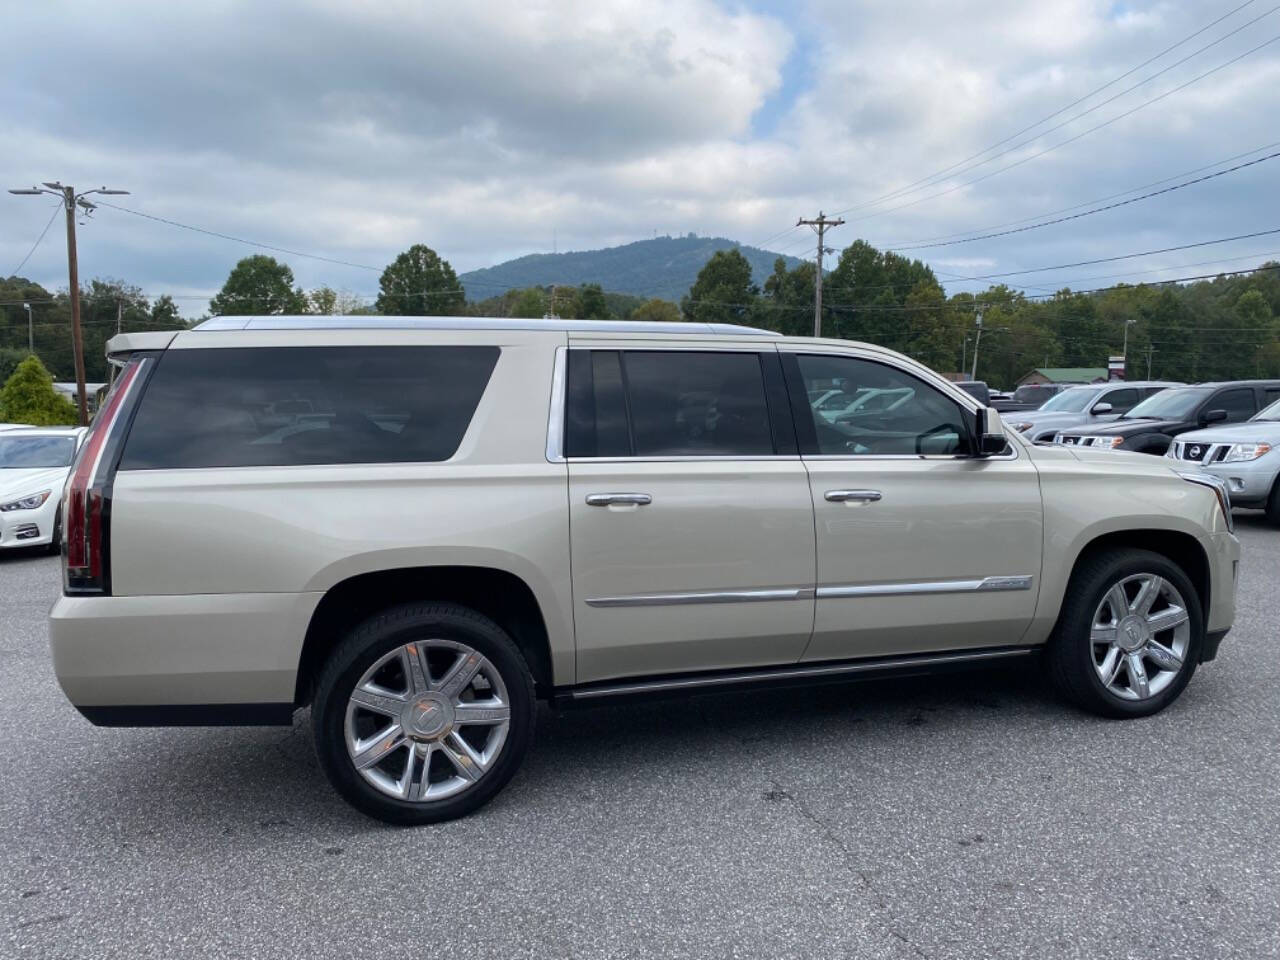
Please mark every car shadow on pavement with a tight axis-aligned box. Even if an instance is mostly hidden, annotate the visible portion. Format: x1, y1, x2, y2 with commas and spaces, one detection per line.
57, 660, 1059, 839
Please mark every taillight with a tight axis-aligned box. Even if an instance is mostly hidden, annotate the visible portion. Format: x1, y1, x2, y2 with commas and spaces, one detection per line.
63, 357, 150, 594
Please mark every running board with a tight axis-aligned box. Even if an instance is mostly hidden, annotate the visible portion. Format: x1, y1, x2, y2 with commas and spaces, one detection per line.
554, 646, 1037, 708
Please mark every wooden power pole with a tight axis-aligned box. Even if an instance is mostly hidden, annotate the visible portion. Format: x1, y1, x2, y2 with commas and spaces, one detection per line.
797, 211, 844, 337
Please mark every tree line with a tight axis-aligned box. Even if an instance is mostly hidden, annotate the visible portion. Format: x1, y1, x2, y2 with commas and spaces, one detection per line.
3, 239, 1278, 388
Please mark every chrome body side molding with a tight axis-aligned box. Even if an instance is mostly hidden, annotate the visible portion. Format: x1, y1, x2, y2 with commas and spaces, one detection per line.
585, 576, 1033, 608
585, 587, 815, 608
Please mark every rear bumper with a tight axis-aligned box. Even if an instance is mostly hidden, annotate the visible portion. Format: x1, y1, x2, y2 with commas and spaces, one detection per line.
76, 702, 294, 726
49, 590, 320, 718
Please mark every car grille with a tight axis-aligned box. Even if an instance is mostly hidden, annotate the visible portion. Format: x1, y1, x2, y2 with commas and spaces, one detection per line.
1169, 441, 1229, 463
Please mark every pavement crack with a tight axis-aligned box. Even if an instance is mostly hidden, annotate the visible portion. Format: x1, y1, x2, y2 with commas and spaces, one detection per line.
766, 779, 933, 960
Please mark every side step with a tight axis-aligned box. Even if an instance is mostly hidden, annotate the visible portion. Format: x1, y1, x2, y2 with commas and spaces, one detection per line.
553, 646, 1037, 708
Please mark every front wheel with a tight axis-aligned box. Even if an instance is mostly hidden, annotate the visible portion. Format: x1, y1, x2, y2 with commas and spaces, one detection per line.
1046, 549, 1202, 718
313, 603, 535, 825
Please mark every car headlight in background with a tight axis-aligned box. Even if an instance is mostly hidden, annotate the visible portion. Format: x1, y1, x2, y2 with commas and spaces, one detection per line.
1221, 442, 1272, 462
1081, 436, 1126, 448
1013, 422, 1034, 432
0, 490, 51, 512
1176, 471, 1233, 533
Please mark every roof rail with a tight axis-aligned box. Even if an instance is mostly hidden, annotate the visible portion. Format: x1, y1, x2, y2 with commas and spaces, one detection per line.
192, 315, 781, 337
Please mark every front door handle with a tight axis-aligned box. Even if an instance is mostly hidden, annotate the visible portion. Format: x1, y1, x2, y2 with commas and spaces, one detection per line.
825, 489, 882, 503
586, 493, 653, 507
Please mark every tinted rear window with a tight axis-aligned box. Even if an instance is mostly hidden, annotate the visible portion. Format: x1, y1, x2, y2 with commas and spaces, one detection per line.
120, 346, 499, 469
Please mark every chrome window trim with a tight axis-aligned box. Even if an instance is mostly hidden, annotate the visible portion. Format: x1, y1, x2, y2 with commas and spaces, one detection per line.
584, 576, 1032, 608
585, 587, 815, 608
566, 455, 803, 464
801, 440, 1020, 463
546, 346, 567, 464
816, 575, 1033, 599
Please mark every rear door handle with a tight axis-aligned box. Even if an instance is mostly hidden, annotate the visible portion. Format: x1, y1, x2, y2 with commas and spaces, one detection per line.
586, 493, 652, 507
825, 489, 882, 503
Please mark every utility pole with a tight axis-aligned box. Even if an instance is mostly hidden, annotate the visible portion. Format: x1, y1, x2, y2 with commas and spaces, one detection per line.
796, 211, 844, 337
970, 308, 984, 381
8, 181, 129, 425
23, 302, 33, 353
116, 298, 123, 335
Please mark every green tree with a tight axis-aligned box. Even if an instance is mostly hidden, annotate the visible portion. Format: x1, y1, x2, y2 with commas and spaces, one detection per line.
682, 249, 757, 324
579, 283, 609, 320
509, 288, 546, 319
209, 256, 306, 316
630, 298, 681, 323
545, 285, 581, 319
0, 354, 78, 425
376, 244, 464, 316
0, 347, 30, 385
751, 257, 815, 335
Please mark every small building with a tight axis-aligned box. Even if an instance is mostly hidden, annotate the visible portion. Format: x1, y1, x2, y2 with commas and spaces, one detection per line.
1017, 367, 1107, 386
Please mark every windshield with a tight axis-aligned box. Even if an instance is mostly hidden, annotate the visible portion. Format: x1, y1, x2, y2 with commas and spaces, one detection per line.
1037, 387, 1098, 413
0, 435, 77, 468
1254, 397, 1280, 422
1124, 387, 1209, 420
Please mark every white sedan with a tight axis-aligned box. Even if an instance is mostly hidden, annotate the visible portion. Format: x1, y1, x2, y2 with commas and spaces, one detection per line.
0, 427, 86, 552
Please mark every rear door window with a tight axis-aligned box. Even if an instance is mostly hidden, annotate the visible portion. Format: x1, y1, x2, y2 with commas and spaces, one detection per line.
564, 350, 777, 457
119, 346, 499, 468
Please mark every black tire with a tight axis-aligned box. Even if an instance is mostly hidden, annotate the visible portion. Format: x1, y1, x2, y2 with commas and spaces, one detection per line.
1046, 548, 1203, 719
46, 506, 62, 556
312, 602, 535, 825
1266, 477, 1280, 526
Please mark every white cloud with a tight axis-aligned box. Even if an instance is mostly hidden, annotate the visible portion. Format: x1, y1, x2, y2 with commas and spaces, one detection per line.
3, 0, 1278, 313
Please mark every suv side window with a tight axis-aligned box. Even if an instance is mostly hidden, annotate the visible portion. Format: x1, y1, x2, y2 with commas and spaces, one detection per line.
1264, 387, 1280, 407
1100, 387, 1138, 413
1212, 388, 1256, 423
565, 350, 777, 457
120, 346, 499, 469
787, 354, 970, 456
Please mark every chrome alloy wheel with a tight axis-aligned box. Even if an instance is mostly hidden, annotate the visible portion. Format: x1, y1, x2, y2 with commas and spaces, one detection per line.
344, 640, 511, 802
1090, 573, 1191, 701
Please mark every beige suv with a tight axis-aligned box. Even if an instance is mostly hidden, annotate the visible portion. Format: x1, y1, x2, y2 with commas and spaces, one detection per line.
49, 317, 1240, 823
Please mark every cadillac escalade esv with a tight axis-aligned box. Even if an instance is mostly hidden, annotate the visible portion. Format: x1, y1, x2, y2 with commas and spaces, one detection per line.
50, 316, 1239, 823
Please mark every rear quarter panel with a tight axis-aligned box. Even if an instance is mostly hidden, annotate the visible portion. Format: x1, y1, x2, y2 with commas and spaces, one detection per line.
107, 328, 576, 684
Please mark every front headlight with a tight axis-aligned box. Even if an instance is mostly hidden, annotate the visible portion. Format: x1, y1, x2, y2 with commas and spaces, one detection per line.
1221, 442, 1272, 463
1083, 436, 1126, 448
1176, 471, 1233, 533
0, 490, 51, 512
1013, 422, 1034, 432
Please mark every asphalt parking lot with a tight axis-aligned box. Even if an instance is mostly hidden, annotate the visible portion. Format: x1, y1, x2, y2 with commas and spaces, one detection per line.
2, 516, 1277, 960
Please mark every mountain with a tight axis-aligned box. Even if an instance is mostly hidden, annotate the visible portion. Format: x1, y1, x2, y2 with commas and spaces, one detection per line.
458, 234, 807, 302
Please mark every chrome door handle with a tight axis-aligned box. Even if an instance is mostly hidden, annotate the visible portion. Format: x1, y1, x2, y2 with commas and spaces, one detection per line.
586, 493, 652, 507
825, 489, 882, 503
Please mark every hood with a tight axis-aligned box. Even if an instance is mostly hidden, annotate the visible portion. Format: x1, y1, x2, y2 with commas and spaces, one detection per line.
0, 466, 69, 501
1077, 417, 1185, 437
1011, 411, 1079, 427
1061, 446, 1170, 470
1174, 421, 1280, 444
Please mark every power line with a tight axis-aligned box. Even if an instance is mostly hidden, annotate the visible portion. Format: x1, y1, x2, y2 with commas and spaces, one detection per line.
887, 150, 1280, 251
830, 2, 1276, 219
779, 30, 1280, 241
7, 202, 62, 277
881, 140, 1280, 248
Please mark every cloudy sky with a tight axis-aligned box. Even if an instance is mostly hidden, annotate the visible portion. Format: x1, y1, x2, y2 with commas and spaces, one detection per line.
3, 0, 1279, 315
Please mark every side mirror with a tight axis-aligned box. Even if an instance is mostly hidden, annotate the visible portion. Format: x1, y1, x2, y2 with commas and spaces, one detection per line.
1202, 409, 1228, 424
975, 407, 1007, 456
1091, 402, 1113, 414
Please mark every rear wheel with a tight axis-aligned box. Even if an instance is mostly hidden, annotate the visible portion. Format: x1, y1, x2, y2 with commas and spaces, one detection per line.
1046, 548, 1202, 718
313, 602, 535, 825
